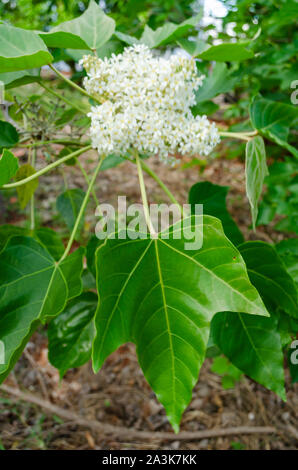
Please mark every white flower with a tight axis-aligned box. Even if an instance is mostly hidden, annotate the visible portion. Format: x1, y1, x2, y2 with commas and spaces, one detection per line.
81, 44, 220, 164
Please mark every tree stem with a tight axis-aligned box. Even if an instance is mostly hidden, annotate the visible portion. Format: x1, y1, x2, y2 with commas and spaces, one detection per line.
2, 145, 92, 189
59, 156, 104, 262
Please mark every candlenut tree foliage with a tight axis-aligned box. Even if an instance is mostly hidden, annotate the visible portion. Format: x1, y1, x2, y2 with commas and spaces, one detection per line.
0, 1, 297, 432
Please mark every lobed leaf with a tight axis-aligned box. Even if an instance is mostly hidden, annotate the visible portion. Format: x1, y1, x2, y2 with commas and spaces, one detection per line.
92, 215, 268, 431
40, 1, 115, 51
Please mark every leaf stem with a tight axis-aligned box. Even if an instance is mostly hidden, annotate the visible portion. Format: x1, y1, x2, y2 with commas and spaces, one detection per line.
77, 160, 99, 207
135, 152, 156, 236
219, 131, 257, 142
49, 64, 103, 105
30, 147, 36, 231
140, 160, 183, 215
19, 139, 90, 148
59, 156, 104, 262
2, 145, 92, 189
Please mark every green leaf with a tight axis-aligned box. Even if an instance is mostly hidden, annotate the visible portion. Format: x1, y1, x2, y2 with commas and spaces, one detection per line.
189, 181, 244, 246
101, 154, 125, 171
238, 242, 297, 317
177, 38, 207, 56
198, 42, 253, 62
0, 24, 52, 72
92, 216, 268, 431
0, 122, 19, 150
212, 312, 285, 399
276, 239, 298, 287
140, 14, 202, 48
15, 164, 38, 209
0, 236, 68, 382
191, 100, 219, 116
178, 38, 254, 62
59, 247, 85, 301
0, 149, 19, 187
0, 225, 64, 260
212, 240, 298, 400
211, 356, 242, 389
56, 188, 85, 239
48, 292, 97, 378
113, 31, 139, 46
195, 63, 239, 103
40, 1, 115, 50
245, 136, 268, 229
249, 95, 298, 158
0, 70, 41, 89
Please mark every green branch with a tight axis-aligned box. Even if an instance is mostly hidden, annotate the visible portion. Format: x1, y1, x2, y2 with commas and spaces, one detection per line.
2, 145, 92, 189
49, 64, 103, 105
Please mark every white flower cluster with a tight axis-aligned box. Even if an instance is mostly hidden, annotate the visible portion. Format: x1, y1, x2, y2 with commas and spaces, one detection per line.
81, 44, 219, 164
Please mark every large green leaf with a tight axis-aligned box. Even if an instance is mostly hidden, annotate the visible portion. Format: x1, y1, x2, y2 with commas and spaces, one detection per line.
212, 312, 285, 399
0, 225, 64, 260
140, 14, 202, 48
15, 164, 39, 209
245, 136, 268, 229
276, 239, 298, 287
195, 63, 239, 103
188, 181, 244, 246
0, 236, 83, 383
0, 24, 52, 72
249, 95, 298, 158
211, 240, 298, 399
56, 188, 85, 239
0, 149, 19, 187
238, 242, 297, 317
0, 122, 19, 150
179, 39, 253, 62
48, 292, 97, 378
198, 42, 253, 62
92, 216, 268, 431
40, 1, 115, 50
